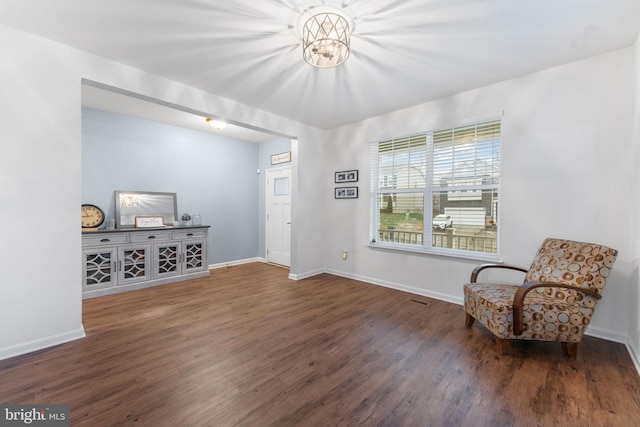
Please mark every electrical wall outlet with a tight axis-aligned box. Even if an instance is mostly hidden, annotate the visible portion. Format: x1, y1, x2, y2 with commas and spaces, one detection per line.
341, 251, 347, 260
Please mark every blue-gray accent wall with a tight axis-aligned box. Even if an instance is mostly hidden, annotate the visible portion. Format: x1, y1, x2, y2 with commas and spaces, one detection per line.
82, 107, 290, 266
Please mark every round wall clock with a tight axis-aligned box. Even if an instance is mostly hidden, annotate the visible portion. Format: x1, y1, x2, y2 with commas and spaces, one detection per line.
81, 204, 105, 228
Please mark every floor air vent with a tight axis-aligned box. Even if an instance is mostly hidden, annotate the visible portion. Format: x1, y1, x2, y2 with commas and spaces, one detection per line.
407, 298, 431, 306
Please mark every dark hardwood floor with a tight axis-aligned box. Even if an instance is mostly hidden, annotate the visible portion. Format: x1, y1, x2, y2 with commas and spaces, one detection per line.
1, 263, 639, 426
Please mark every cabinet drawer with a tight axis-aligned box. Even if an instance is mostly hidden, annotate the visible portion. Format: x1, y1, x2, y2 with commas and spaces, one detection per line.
83, 234, 128, 247
172, 229, 206, 239
129, 230, 172, 242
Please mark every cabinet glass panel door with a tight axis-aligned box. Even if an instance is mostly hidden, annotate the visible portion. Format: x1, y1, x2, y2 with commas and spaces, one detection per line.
155, 243, 180, 278
83, 249, 116, 290
183, 242, 205, 273
119, 245, 151, 285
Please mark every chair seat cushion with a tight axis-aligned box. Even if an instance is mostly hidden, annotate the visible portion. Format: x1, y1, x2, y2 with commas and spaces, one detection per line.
464, 283, 591, 342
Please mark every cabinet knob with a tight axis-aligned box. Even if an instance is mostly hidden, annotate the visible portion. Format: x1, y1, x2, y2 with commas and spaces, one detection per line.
100, 238, 110, 243
148, 235, 156, 239
187, 233, 193, 237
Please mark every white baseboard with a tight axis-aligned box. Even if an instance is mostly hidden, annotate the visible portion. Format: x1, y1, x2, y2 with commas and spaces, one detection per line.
626, 339, 640, 376
209, 258, 324, 281
585, 327, 640, 375
325, 268, 464, 306
289, 268, 325, 281
208, 257, 266, 270
0, 327, 86, 361
584, 325, 627, 344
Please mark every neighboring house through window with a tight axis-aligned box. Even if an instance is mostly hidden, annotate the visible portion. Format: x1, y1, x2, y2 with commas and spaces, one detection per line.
370, 118, 501, 259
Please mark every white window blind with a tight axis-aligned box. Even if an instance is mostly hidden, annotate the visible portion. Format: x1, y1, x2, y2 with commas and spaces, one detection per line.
378, 134, 427, 191
432, 120, 501, 190
370, 118, 501, 258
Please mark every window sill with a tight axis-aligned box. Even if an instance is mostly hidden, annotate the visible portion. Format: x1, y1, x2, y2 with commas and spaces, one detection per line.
368, 241, 502, 263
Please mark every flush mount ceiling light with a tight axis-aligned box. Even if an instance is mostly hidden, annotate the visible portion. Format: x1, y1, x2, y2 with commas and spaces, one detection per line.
206, 117, 227, 130
301, 6, 354, 68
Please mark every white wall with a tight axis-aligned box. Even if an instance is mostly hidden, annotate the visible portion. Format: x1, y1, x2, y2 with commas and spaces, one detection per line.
629, 34, 640, 362
0, 24, 326, 359
0, 26, 85, 358
324, 48, 635, 342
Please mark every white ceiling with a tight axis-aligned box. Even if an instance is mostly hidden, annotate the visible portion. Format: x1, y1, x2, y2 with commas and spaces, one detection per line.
2, 0, 640, 135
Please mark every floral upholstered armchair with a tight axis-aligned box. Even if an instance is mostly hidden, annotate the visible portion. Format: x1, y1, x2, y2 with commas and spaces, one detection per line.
463, 238, 617, 357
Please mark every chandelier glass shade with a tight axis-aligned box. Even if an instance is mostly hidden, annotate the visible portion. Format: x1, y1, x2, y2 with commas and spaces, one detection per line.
302, 12, 350, 68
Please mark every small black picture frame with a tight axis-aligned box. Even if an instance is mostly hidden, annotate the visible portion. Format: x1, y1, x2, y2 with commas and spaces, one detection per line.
335, 186, 358, 199
335, 170, 358, 183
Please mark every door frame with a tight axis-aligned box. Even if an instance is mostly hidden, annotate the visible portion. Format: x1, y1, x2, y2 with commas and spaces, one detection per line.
265, 166, 292, 267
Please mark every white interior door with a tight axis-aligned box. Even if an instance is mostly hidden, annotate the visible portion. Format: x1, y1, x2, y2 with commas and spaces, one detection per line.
266, 167, 291, 267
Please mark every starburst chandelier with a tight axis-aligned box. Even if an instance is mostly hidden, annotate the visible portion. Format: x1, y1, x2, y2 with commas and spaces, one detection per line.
302, 10, 352, 68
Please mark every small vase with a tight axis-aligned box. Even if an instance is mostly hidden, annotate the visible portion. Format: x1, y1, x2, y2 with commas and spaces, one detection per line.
183, 220, 192, 227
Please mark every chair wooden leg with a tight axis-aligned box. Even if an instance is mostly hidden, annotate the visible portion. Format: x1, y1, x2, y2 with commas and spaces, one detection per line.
561, 342, 578, 358
496, 337, 509, 355
465, 313, 475, 327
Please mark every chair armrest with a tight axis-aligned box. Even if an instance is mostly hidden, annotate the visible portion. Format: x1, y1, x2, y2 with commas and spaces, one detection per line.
512, 281, 602, 335
470, 264, 528, 283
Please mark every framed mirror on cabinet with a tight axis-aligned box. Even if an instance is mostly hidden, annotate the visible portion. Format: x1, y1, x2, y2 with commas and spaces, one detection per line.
115, 190, 178, 228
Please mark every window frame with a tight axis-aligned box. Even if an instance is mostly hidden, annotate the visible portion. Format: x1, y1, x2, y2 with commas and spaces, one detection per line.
369, 117, 502, 261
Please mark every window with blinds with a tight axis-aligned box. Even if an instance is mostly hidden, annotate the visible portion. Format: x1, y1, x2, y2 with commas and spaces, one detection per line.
370, 118, 501, 257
